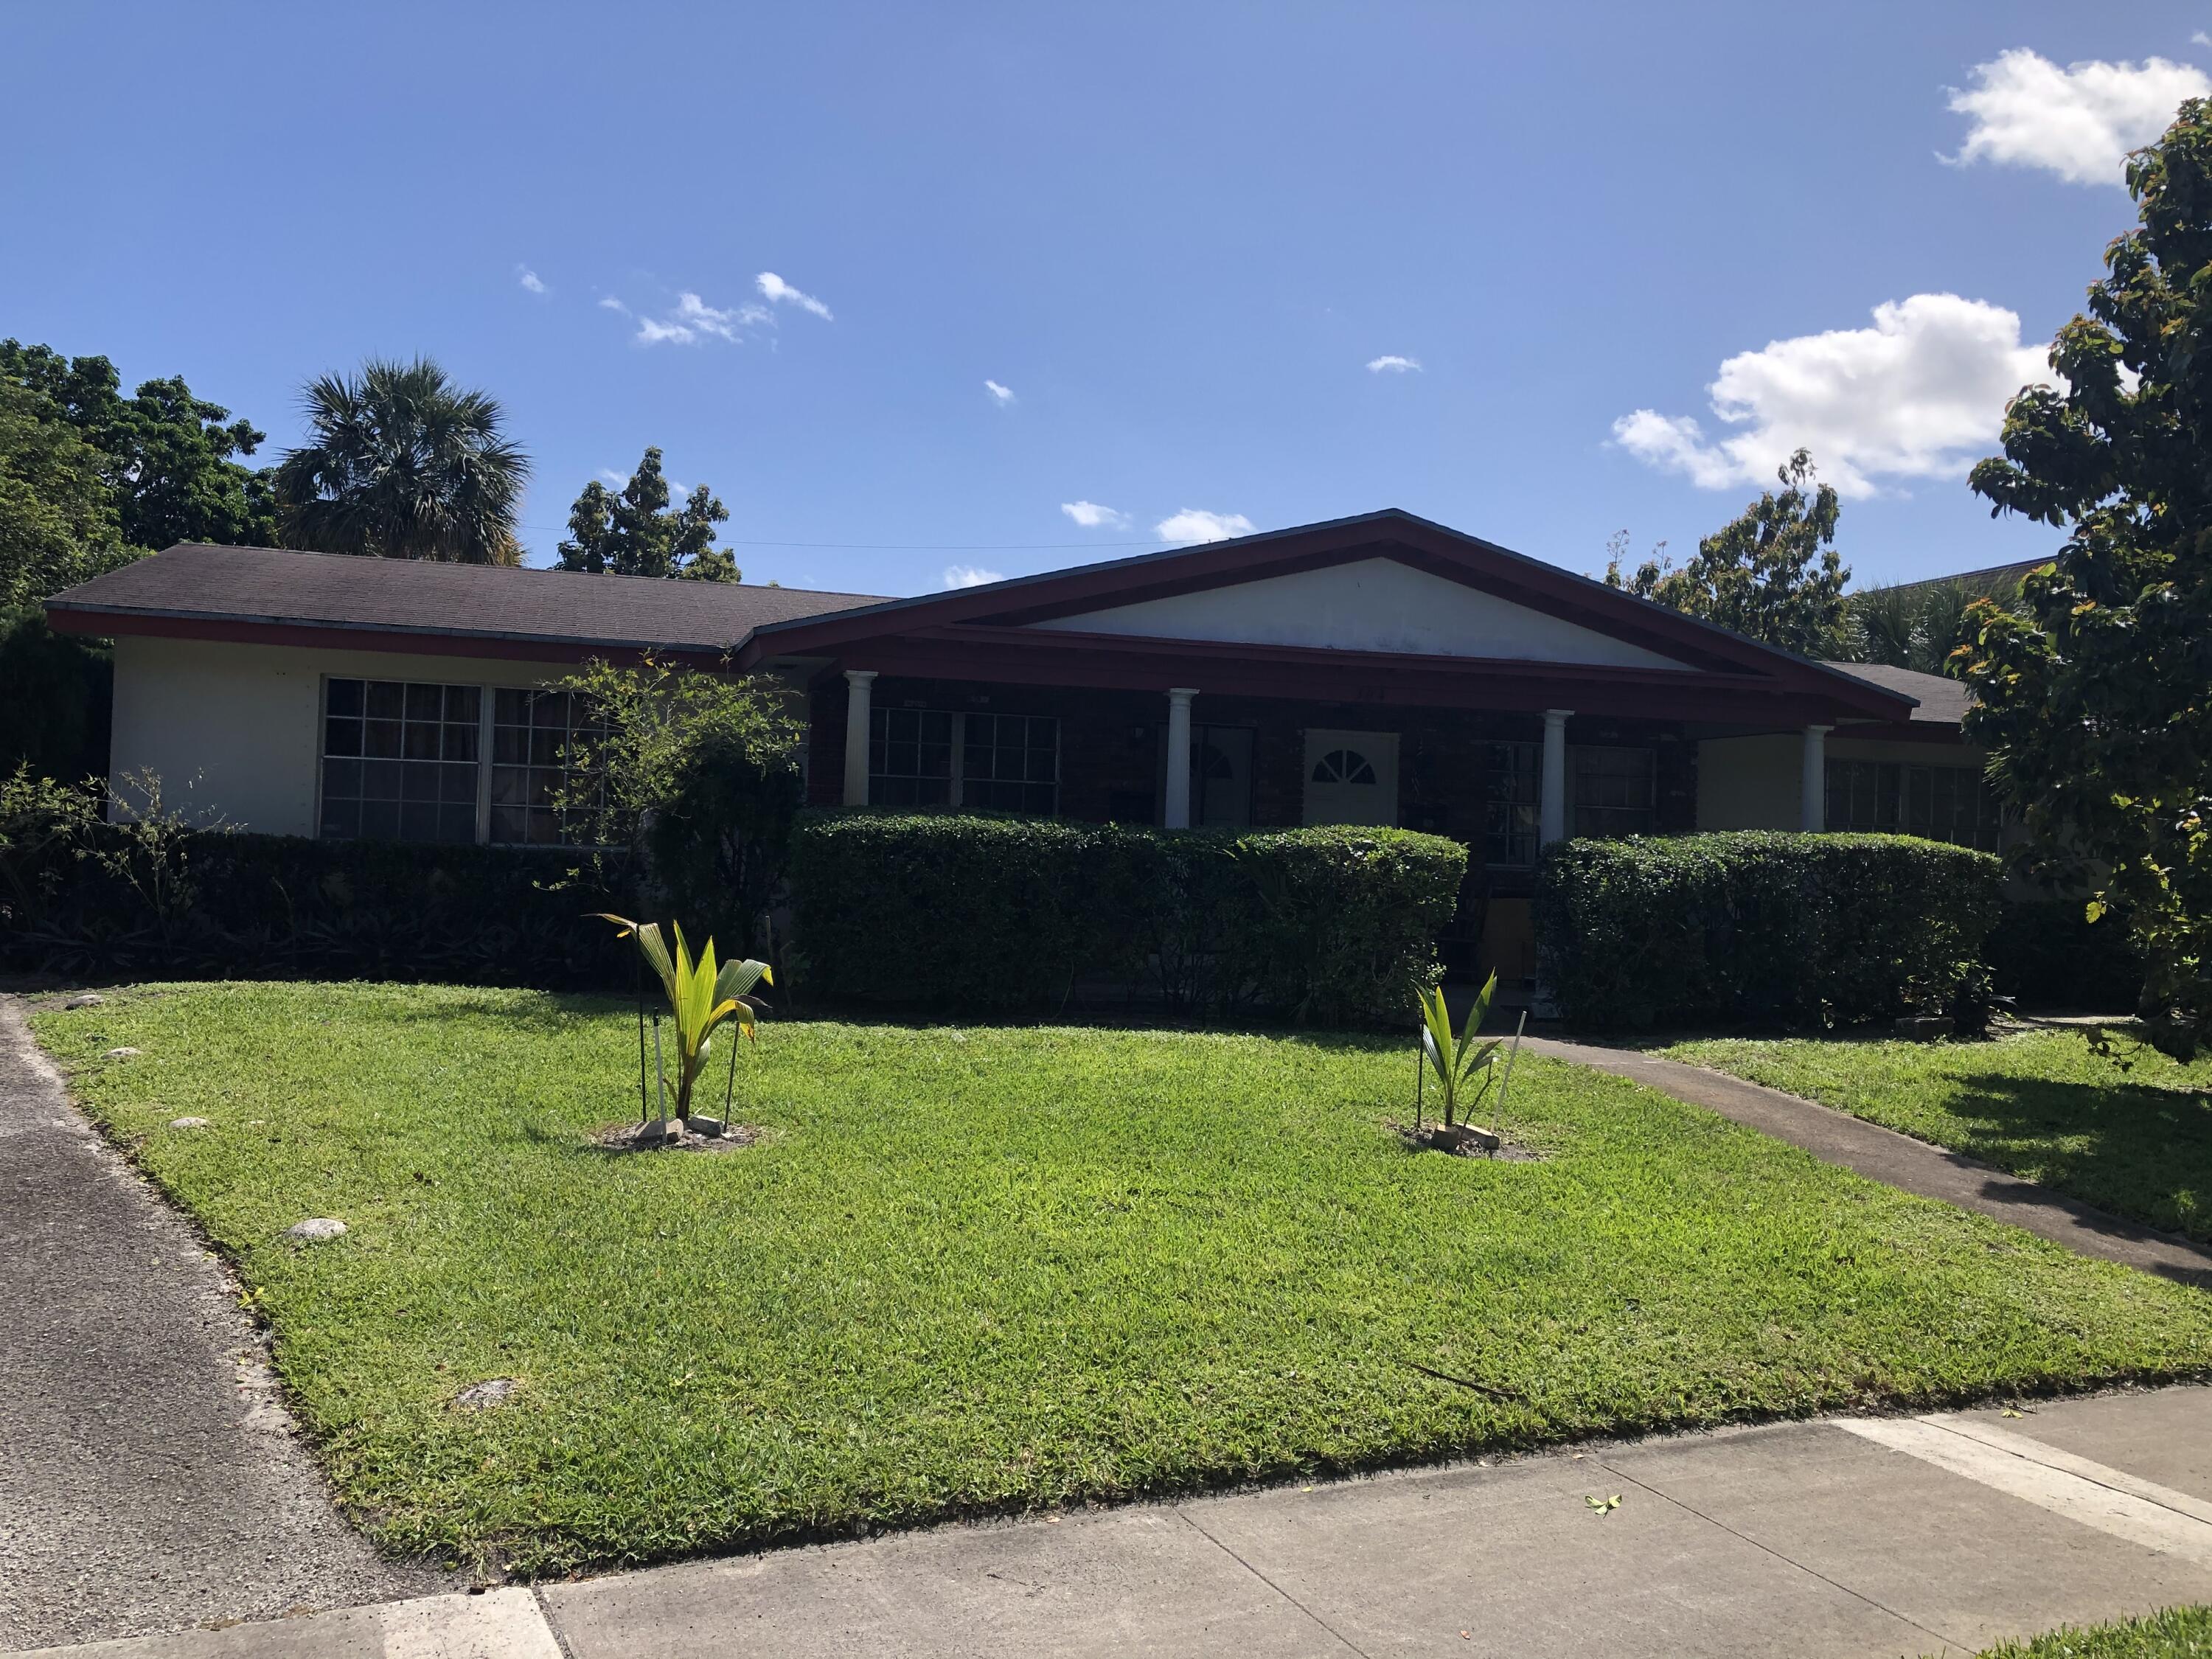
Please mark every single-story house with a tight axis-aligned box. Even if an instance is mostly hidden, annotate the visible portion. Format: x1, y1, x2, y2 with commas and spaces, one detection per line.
44, 509, 1994, 986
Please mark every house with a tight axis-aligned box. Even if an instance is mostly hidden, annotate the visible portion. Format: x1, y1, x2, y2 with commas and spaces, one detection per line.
44, 509, 1996, 984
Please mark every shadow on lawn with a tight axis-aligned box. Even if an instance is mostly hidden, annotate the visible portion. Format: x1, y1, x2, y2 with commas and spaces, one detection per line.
1933, 1071, 2212, 1246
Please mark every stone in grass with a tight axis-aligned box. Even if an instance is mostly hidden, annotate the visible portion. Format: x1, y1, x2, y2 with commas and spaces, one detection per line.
1895, 1015, 1954, 1042
688, 1113, 726, 1138
454, 1377, 520, 1411
285, 1218, 347, 1243
63, 993, 105, 1010
104, 1046, 142, 1059
170, 1116, 209, 1130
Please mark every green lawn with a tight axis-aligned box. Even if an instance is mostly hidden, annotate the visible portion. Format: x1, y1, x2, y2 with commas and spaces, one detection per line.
1967, 1605, 2212, 1658
32, 984, 2212, 1577
1662, 1029, 2212, 1242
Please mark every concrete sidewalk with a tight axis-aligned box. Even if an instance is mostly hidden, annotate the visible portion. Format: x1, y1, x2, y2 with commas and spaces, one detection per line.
23, 1385, 2212, 1658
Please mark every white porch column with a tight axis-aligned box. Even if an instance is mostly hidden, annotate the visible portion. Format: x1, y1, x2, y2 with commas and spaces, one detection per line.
1163, 688, 1198, 828
1539, 709, 1573, 846
1801, 724, 1832, 832
841, 670, 877, 807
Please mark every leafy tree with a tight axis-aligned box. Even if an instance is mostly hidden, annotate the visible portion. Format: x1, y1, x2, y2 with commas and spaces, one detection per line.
1840, 574, 2022, 675
556, 448, 740, 581
1958, 97, 2212, 1060
0, 378, 133, 611
0, 340, 277, 549
1605, 449, 1850, 655
273, 358, 529, 564
546, 655, 803, 960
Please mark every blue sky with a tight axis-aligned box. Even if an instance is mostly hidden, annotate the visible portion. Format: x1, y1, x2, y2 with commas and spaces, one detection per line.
5, 3, 2207, 596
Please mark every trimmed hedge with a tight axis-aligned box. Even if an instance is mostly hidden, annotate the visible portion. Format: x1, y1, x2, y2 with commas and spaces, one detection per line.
1534, 831, 2003, 1032
1, 827, 637, 990
787, 810, 1467, 1023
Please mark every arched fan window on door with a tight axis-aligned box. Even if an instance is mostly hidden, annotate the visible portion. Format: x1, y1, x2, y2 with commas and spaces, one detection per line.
1310, 748, 1376, 785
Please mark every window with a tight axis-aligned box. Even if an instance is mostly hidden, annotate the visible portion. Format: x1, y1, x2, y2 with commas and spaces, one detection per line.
964, 713, 1058, 813
1571, 745, 1655, 838
870, 708, 954, 806
1826, 759, 1999, 851
1484, 741, 1540, 867
320, 679, 480, 844
1190, 725, 1253, 827
870, 708, 1059, 814
1311, 748, 1377, 785
491, 689, 600, 846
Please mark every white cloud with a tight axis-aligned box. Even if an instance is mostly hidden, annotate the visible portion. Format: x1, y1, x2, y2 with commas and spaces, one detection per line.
1946, 48, 2210, 186
2197, 31, 2212, 48
1366, 354, 1421, 373
1610, 293, 2050, 498
1060, 500, 1131, 529
984, 379, 1016, 406
943, 565, 1005, 588
757, 271, 833, 319
625, 290, 771, 347
597, 469, 628, 487
518, 266, 549, 295
598, 296, 630, 314
1156, 509, 1256, 544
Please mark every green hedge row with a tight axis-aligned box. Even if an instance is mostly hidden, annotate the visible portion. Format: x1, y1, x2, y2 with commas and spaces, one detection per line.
1, 827, 637, 990
787, 811, 1467, 1023
1533, 831, 2003, 1031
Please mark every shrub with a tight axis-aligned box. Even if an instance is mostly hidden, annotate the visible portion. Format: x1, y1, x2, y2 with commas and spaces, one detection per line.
1534, 831, 2003, 1032
0, 605, 111, 781
1988, 900, 2146, 1014
787, 811, 1467, 1023
1, 813, 636, 989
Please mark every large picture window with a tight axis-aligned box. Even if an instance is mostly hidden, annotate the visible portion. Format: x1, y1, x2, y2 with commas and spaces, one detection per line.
1826, 759, 1999, 851
1484, 741, 1540, 867
1571, 745, 1655, 838
869, 707, 1058, 814
319, 678, 481, 844
491, 689, 600, 846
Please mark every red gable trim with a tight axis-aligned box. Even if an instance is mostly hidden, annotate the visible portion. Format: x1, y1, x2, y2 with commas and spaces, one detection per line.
42, 606, 731, 669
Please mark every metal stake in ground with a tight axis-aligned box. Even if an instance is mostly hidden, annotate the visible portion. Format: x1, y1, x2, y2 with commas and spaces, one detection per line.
635, 952, 649, 1126
651, 1012, 667, 1133
1495, 1009, 1528, 1142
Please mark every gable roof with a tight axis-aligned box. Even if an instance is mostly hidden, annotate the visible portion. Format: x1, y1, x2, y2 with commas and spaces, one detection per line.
1825, 661, 1973, 726
741, 508, 1915, 718
44, 543, 888, 659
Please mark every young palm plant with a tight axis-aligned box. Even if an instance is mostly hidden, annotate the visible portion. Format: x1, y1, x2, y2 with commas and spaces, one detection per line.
1416, 971, 1503, 1136
596, 915, 771, 1124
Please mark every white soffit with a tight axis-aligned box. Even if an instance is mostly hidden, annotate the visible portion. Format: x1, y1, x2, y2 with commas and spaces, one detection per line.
1027, 556, 1694, 669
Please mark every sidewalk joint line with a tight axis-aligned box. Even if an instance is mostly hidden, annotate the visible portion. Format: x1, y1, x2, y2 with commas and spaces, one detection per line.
1917, 1415, 2212, 1529
1172, 1506, 1372, 1658
532, 1585, 581, 1659
1593, 1456, 1961, 1653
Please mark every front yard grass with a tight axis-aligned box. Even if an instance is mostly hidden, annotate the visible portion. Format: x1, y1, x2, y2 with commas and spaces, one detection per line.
1966, 1604, 2212, 1657
1662, 1029, 2212, 1242
32, 984, 2212, 1577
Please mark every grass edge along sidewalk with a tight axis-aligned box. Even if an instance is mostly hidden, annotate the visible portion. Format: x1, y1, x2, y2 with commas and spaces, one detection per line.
29, 981, 2212, 1579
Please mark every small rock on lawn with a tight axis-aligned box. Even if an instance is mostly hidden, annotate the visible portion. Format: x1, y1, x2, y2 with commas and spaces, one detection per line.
285, 1218, 347, 1242
103, 1046, 142, 1059
170, 1116, 209, 1130
63, 993, 105, 1009
454, 1378, 520, 1411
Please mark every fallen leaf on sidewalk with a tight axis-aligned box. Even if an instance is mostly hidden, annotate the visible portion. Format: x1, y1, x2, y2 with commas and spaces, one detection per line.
1585, 1494, 1622, 1514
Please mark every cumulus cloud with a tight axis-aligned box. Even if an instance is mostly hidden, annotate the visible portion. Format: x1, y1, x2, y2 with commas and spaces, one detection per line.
984, 379, 1015, 406
1060, 501, 1130, 529
757, 271, 833, 319
1366, 354, 1421, 373
1946, 48, 2210, 186
598, 296, 630, 314
1156, 509, 1256, 544
1610, 293, 2050, 498
613, 290, 771, 347
518, 266, 549, 295
943, 565, 1005, 588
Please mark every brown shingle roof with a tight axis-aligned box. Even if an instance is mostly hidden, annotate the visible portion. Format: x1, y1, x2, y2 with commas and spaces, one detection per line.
44, 543, 888, 654
1825, 661, 1973, 725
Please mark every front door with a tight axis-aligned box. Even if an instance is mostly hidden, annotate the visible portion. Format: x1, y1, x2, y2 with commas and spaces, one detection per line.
1302, 728, 1399, 826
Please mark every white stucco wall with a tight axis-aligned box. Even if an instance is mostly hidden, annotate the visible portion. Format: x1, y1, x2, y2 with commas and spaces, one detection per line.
1694, 729, 1989, 832
108, 636, 587, 836
1029, 557, 1693, 669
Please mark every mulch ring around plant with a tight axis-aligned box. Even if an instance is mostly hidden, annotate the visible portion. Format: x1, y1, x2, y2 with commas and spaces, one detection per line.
1387, 1121, 1545, 1161
590, 1119, 762, 1155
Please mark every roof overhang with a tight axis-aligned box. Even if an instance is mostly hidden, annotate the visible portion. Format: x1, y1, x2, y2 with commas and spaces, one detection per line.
43, 604, 734, 669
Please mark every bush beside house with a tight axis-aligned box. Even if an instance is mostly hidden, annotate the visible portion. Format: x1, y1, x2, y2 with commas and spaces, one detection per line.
789, 811, 1466, 1023
1535, 831, 2002, 1032
1, 824, 636, 989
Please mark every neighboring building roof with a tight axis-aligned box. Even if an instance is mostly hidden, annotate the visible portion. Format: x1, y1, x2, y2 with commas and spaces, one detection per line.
44, 543, 888, 658
1826, 661, 1972, 725
1877, 557, 2050, 599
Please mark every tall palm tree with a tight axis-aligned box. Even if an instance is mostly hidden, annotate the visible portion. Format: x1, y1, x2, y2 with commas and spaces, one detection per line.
274, 358, 529, 564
